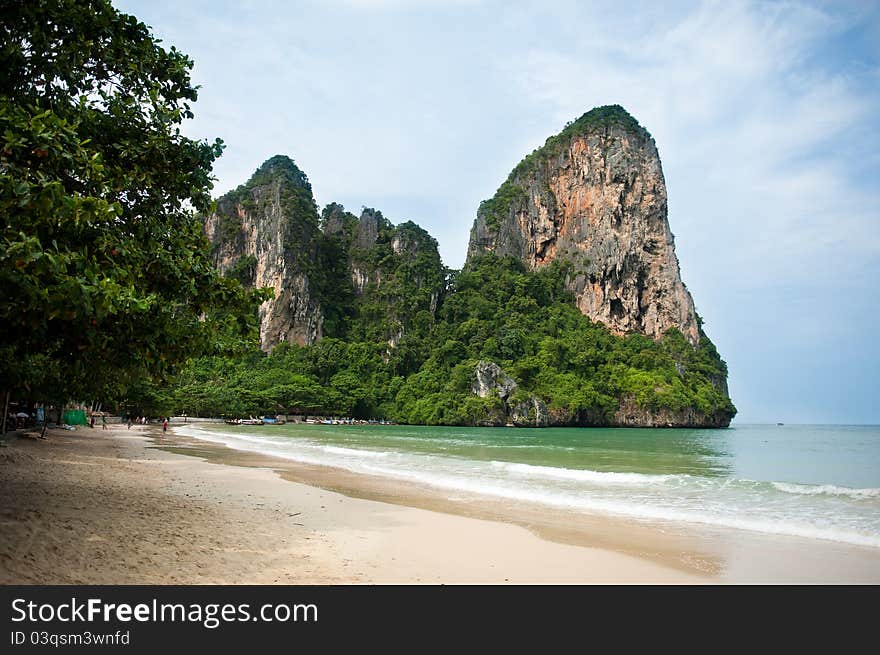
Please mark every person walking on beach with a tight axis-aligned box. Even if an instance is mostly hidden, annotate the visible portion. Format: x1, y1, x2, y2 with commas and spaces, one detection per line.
127, 416, 132, 429
101, 415, 107, 430
162, 417, 168, 434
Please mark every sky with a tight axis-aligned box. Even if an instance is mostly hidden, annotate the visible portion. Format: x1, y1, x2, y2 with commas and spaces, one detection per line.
116, 0, 880, 424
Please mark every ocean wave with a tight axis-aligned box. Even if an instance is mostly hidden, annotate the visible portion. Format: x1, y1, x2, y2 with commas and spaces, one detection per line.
360, 463, 880, 548
173, 424, 880, 549
491, 461, 681, 486
175, 425, 393, 462
321, 445, 389, 459
771, 482, 880, 499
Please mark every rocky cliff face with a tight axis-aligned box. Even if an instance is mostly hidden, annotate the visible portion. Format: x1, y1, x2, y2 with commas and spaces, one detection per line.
321, 204, 446, 347
204, 156, 323, 351
467, 105, 700, 345
205, 155, 446, 354
471, 361, 550, 427
201, 139, 732, 429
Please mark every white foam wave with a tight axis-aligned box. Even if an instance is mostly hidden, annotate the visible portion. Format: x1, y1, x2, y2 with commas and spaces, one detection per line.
491, 461, 680, 486
772, 482, 880, 499
173, 424, 880, 549
361, 463, 880, 548
174, 425, 391, 464
321, 445, 388, 459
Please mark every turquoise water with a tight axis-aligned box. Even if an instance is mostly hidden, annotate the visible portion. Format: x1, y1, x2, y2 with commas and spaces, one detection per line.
175, 422, 880, 547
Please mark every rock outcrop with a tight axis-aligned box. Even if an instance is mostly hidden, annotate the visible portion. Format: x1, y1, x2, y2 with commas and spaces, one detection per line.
509, 396, 550, 428
356, 208, 381, 249
612, 397, 732, 428
204, 155, 323, 351
467, 105, 700, 345
205, 155, 446, 354
472, 361, 550, 428
472, 361, 517, 400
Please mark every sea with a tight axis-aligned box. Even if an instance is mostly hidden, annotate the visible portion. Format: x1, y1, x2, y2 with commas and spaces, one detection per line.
173, 422, 880, 548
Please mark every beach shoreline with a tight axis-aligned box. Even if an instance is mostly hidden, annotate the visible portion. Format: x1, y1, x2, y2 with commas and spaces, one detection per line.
1, 425, 879, 584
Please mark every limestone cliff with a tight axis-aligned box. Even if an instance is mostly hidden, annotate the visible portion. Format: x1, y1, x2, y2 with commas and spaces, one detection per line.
467, 105, 699, 345
471, 361, 550, 427
198, 139, 732, 428
204, 153, 446, 353
204, 156, 323, 351
321, 204, 445, 346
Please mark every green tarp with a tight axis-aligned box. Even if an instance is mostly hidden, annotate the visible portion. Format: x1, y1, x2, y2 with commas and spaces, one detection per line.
63, 409, 87, 425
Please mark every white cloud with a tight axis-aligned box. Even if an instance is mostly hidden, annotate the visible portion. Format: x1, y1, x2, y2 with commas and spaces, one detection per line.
507, 1, 879, 279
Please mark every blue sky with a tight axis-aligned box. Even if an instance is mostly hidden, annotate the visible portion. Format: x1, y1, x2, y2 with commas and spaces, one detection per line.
116, 0, 880, 424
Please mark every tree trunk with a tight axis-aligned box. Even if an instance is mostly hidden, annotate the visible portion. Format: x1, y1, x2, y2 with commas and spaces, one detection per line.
1, 390, 9, 435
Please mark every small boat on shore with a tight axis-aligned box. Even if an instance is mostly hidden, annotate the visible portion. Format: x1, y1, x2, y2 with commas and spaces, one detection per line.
224, 417, 265, 425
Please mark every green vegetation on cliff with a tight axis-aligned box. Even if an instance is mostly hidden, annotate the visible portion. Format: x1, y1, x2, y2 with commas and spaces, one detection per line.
214, 155, 322, 273
479, 105, 646, 230
347, 219, 445, 345
316, 206, 446, 345
163, 253, 735, 426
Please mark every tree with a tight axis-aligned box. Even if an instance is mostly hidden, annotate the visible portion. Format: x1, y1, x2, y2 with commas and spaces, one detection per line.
0, 0, 263, 403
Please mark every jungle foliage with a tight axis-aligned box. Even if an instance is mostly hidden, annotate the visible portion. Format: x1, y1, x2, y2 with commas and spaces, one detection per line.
166, 253, 735, 425
0, 0, 263, 404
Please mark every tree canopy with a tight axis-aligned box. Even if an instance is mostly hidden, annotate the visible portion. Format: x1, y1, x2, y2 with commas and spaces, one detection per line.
0, 0, 263, 402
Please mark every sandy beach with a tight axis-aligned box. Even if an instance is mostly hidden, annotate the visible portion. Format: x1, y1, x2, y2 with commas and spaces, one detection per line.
1, 424, 879, 584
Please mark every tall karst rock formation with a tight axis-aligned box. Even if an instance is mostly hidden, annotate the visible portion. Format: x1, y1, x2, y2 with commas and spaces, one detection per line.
204, 156, 324, 351
467, 105, 700, 345
204, 156, 445, 352
199, 121, 732, 428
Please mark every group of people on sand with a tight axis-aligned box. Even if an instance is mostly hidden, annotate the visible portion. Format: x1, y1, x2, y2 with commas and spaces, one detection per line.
125, 415, 171, 433
126, 416, 150, 429
125, 416, 168, 431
